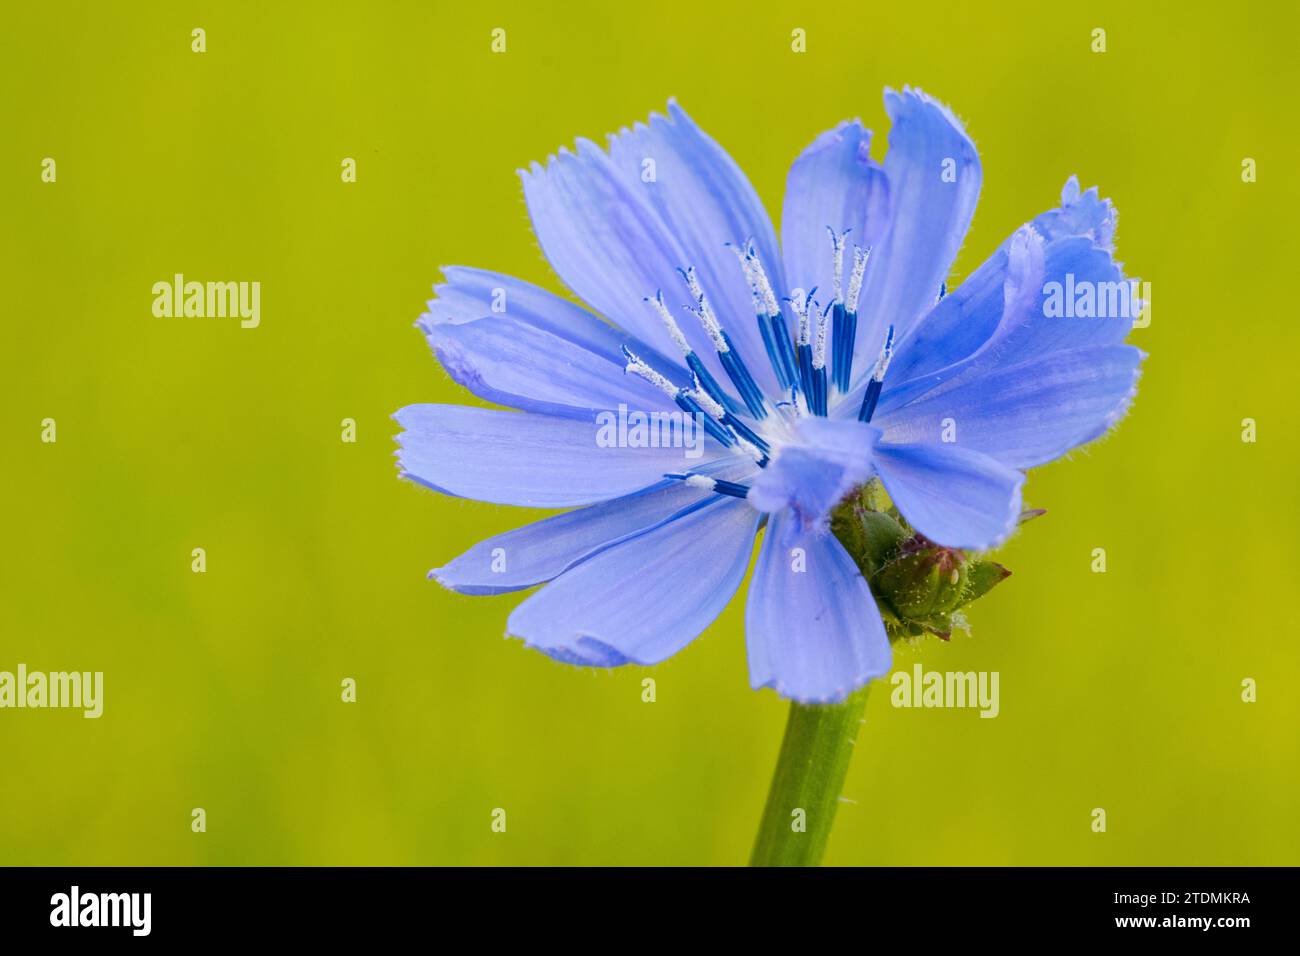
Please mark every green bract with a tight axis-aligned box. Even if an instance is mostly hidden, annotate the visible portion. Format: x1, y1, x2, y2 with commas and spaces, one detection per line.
831, 481, 1016, 641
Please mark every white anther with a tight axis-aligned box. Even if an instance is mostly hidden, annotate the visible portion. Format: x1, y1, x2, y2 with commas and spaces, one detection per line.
828, 228, 849, 304
684, 474, 717, 491
744, 240, 781, 316
646, 291, 691, 355
736, 435, 767, 463
624, 350, 680, 398
789, 290, 813, 346
871, 327, 895, 383
846, 246, 871, 313
813, 304, 831, 370
728, 244, 766, 314
680, 267, 729, 352
689, 380, 727, 419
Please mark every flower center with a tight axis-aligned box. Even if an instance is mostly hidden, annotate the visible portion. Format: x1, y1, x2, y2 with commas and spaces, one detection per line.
622, 230, 891, 501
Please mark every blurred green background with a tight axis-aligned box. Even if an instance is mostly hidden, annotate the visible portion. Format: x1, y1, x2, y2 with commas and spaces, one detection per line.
2, 0, 1297, 866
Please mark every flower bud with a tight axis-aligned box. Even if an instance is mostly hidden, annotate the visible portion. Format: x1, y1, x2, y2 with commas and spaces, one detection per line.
830, 503, 909, 577
874, 542, 970, 621
831, 481, 1016, 641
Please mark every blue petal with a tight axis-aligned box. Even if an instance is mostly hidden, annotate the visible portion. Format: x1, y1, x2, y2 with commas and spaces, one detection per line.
963, 235, 1138, 370
889, 178, 1123, 393
876, 345, 1144, 470
506, 497, 760, 666
432, 459, 759, 595
875, 225, 1043, 407
746, 511, 891, 704
1033, 175, 1117, 250
423, 314, 679, 419
853, 87, 982, 374
850, 216, 1138, 418
607, 101, 785, 395
423, 267, 633, 363
395, 404, 721, 508
874, 441, 1025, 551
520, 139, 731, 382
747, 418, 880, 525
781, 121, 890, 305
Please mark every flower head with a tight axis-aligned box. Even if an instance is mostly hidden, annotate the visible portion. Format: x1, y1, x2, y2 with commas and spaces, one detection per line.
396, 88, 1144, 703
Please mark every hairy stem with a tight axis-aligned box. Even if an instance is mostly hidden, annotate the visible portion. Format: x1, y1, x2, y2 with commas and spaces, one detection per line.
749, 686, 870, 866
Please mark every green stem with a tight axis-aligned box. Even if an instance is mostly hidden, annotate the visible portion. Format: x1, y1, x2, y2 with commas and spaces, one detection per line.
748, 685, 870, 867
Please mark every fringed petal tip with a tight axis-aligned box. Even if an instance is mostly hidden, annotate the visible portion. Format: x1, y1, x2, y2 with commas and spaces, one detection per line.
510, 631, 634, 668
1098, 351, 1145, 435
746, 513, 893, 702
751, 665, 891, 706
1033, 174, 1118, 251
427, 565, 516, 598
884, 85, 978, 149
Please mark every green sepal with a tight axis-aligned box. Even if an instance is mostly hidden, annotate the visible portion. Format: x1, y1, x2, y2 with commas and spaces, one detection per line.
830, 481, 1030, 643
831, 503, 909, 578
963, 560, 1011, 603
874, 547, 969, 620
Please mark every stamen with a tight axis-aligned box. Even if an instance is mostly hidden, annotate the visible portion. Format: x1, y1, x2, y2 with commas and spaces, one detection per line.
835, 246, 871, 393
646, 290, 734, 413
665, 472, 750, 500
857, 324, 895, 423
733, 434, 769, 466
813, 301, 831, 370
827, 229, 850, 398
828, 227, 849, 305
678, 267, 728, 352
790, 288, 814, 346
687, 379, 726, 420
846, 246, 870, 313
789, 289, 818, 410
743, 240, 781, 317
679, 267, 767, 420
810, 301, 831, 416
677, 392, 735, 447
769, 311, 799, 395
830, 300, 849, 394
727, 243, 765, 315
718, 343, 767, 419
739, 240, 799, 393
622, 346, 734, 447
692, 377, 770, 459
730, 243, 786, 397
622, 347, 678, 397
646, 291, 691, 355
871, 324, 896, 382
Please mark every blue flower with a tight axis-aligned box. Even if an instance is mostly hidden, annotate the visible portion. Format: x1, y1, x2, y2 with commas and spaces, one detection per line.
396, 88, 1144, 704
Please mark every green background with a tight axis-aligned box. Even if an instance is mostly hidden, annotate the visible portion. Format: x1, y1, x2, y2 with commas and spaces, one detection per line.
2, 0, 1297, 866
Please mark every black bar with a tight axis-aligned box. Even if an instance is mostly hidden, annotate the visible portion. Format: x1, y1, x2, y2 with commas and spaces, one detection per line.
0, 867, 1289, 942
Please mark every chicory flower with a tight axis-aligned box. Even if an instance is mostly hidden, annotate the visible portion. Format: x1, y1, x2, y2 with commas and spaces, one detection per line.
396, 87, 1143, 703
